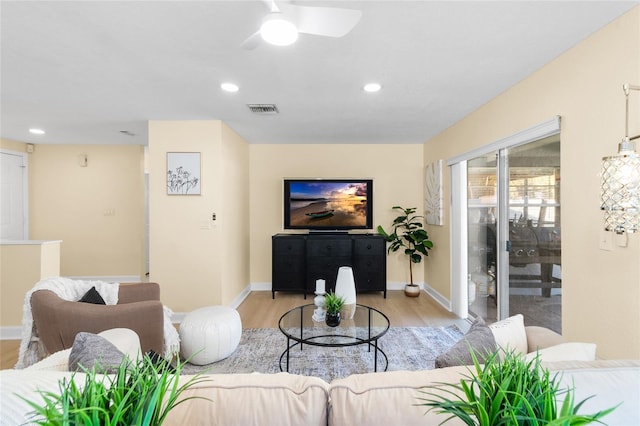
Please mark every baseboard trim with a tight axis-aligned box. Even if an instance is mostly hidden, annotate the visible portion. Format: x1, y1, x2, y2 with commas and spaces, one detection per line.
230, 285, 251, 309
250, 282, 419, 293
250, 282, 272, 292
423, 282, 452, 311
0, 326, 22, 340
170, 284, 254, 325
386, 281, 426, 291
67, 275, 143, 283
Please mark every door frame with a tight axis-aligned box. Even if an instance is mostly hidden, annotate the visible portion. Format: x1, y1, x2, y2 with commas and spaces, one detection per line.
447, 117, 561, 320
0, 148, 29, 240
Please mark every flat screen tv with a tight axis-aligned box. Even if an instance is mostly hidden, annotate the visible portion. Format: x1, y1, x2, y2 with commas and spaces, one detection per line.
283, 179, 373, 231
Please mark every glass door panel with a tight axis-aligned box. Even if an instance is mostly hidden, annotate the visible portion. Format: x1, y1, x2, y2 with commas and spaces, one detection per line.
507, 137, 561, 333
466, 136, 561, 332
467, 154, 498, 324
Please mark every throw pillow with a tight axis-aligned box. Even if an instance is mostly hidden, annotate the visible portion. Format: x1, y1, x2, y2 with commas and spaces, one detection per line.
78, 286, 106, 305
488, 314, 528, 356
435, 320, 497, 368
524, 342, 597, 363
69, 332, 125, 374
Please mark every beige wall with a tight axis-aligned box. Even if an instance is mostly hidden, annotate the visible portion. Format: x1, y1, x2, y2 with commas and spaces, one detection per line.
148, 120, 250, 310
1, 242, 60, 326
423, 7, 640, 359
0, 138, 28, 153
249, 144, 425, 287
1, 139, 145, 279
221, 123, 251, 303
27, 144, 146, 277
1, 139, 146, 327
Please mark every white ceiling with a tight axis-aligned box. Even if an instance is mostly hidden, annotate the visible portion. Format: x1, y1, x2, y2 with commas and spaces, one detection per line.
1, 1, 638, 146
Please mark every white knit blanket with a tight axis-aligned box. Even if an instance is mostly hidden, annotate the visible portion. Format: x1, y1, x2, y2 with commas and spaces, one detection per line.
15, 277, 179, 369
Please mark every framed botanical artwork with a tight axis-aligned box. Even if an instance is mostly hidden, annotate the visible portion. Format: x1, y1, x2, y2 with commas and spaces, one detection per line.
167, 152, 201, 195
425, 159, 443, 225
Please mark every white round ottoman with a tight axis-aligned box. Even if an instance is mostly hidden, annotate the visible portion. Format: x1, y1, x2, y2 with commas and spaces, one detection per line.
179, 306, 242, 365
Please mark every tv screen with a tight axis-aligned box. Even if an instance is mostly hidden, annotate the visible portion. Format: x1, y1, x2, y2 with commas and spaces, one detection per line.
284, 179, 373, 231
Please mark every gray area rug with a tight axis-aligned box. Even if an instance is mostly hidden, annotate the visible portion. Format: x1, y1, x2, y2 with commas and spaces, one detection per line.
180, 326, 463, 382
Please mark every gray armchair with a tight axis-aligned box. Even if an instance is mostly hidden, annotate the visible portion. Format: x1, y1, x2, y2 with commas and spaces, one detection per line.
30, 282, 164, 355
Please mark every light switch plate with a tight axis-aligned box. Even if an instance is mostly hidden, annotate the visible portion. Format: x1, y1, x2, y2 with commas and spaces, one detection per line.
599, 230, 613, 251
615, 232, 628, 247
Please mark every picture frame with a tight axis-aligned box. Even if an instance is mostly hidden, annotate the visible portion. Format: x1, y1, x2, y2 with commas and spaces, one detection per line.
167, 152, 201, 195
425, 159, 443, 225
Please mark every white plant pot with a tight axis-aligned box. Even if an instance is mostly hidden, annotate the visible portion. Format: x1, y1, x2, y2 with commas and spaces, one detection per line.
404, 284, 420, 297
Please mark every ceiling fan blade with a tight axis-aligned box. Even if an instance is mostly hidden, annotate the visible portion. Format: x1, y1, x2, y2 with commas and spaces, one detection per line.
282, 4, 362, 38
241, 30, 263, 50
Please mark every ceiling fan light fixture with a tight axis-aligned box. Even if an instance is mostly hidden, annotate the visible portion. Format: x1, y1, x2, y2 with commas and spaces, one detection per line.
260, 12, 298, 46
363, 83, 382, 93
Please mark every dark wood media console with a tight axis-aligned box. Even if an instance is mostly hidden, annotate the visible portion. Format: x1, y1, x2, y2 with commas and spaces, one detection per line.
271, 233, 387, 299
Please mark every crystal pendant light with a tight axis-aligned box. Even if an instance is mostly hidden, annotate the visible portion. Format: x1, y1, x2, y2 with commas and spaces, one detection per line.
601, 84, 640, 234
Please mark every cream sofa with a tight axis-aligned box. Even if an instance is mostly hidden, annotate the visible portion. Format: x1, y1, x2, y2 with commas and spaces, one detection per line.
1, 327, 639, 425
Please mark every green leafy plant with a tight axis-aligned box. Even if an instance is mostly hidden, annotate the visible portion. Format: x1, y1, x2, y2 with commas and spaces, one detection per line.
417, 349, 617, 425
21, 354, 211, 426
324, 291, 345, 314
377, 206, 433, 286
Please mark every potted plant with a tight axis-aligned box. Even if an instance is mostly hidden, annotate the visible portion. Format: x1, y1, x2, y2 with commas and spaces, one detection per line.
377, 206, 433, 297
324, 291, 345, 327
22, 354, 210, 425
417, 349, 617, 425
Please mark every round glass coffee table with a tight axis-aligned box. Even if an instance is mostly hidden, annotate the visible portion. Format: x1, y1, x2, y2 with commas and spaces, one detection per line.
278, 304, 390, 373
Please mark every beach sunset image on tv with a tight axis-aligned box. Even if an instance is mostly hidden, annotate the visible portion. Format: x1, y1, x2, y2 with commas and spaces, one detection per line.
288, 181, 370, 228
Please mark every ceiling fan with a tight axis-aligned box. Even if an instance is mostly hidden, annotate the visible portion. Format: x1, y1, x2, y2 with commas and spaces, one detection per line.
241, 0, 362, 49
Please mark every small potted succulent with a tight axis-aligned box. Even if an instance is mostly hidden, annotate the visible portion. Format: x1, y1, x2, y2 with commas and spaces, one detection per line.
324, 291, 345, 327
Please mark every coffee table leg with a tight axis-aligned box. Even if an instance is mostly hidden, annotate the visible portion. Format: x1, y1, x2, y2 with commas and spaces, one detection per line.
300, 310, 304, 351
374, 339, 379, 372
286, 337, 290, 372
368, 309, 372, 352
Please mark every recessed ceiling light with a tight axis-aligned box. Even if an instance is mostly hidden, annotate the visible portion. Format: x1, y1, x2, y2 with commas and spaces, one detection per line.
29, 128, 45, 135
363, 83, 381, 93
221, 82, 239, 93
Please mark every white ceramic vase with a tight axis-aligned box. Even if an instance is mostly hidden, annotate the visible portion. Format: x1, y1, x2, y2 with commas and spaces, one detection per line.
335, 266, 357, 319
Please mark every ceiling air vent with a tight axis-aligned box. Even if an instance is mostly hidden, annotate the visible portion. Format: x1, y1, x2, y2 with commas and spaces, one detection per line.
247, 104, 279, 114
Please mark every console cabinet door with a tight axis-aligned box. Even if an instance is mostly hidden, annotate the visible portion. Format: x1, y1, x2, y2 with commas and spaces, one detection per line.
306, 236, 352, 293
272, 235, 306, 298
352, 235, 387, 297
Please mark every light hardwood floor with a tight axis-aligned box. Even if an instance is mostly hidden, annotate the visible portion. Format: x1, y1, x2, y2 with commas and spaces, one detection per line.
1, 290, 468, 370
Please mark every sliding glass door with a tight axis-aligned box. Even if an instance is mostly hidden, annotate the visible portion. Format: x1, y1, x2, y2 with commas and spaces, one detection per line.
457, 128, 561, 332
467, 153, 498, 322
504, 137, 561, 333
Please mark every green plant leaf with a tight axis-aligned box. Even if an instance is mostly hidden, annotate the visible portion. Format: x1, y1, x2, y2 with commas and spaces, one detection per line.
416, 348, 618, 426
380, 206, 433, 281
21, 353, 213, 426
376, 225, 389, 239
